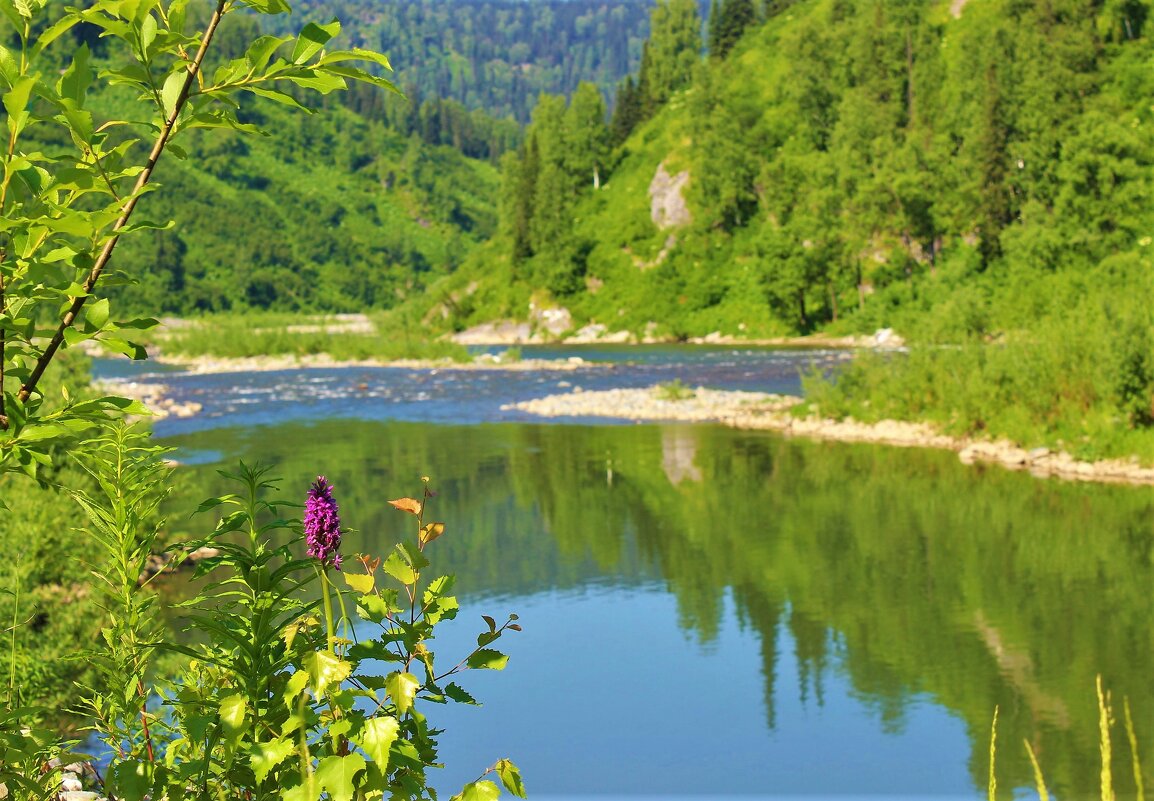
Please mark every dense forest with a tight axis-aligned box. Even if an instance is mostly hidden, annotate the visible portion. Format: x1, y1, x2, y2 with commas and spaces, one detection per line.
445, 0, 1153, 342
267, 0, 652, 123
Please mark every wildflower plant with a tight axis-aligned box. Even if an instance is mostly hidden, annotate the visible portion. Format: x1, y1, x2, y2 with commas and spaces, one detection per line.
67, 460, 525, 801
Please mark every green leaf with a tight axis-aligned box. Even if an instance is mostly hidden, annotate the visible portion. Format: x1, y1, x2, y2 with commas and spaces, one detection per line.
161, 69, 185, 118
292, 20, 341, 64
303, 650, 351, 696
219, 693, 248, 734
352, 715, 399, 768
241, 0, 291, 13
250, 737, 295, 784
343, 572, 374, 594
496, 759, 527, 798
0, 43, 18, 85
58, 44, 92, 106
382, 551, 416, 585
98, 337, 148, 360
245, 85, 314, 111
283, 668, 310, 708
318, 48, 392, 71
281, 781, 320, 801
86, 297, 110, 329
451, 780, 501, 801
315, 753, 366, 801
286, 70, 346, 94
385, 671, 419, 716
139, 12, 156, 53
356, 591, 398, 624
244, 34, 290, 71
444, 682, 478, 705
466, 649, 508, 671
109, 761, 150, 801
3, 74, 36, 135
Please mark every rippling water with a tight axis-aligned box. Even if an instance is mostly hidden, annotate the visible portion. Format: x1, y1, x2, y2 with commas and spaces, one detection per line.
95, 345, 847, 434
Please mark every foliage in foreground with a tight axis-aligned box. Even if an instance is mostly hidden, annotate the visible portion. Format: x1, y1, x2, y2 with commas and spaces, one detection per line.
4, 433, 525, 801
0, 2, 522, 800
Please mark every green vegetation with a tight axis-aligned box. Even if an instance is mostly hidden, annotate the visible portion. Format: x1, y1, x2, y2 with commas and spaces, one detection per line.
275, 0, 651, 124
419, 0, 1154, 459
0, 1, 523, 798
154, 313, 470, 362
654, 378, 695, 400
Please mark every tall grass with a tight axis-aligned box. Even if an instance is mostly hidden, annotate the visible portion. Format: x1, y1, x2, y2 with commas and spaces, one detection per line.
988, 679, 1144, 801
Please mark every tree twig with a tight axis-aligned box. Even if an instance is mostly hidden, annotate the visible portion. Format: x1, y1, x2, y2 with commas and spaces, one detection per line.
17, 0, 230, 404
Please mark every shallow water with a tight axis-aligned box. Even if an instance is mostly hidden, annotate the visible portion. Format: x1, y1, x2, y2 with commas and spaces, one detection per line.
96, 347, 1153, 799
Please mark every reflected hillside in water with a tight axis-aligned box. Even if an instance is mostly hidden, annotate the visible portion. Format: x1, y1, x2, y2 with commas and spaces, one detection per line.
166, 420, 1153, 799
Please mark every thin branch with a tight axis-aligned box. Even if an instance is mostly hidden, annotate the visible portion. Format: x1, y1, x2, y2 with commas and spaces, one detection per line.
18, 0, 230, 404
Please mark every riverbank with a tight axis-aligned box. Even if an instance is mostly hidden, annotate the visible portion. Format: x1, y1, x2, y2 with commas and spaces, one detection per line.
148, 350, 603, 375
507, 387, 1154, 486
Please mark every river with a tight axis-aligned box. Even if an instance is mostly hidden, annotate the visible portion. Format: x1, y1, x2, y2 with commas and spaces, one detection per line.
95, 345, 1153, 800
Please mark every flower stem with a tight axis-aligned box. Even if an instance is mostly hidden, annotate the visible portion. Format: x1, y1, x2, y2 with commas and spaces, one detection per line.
320, 566, 336, 652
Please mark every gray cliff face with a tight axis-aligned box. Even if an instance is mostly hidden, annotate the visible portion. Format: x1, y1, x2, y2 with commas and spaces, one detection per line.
649, 161, 692, 230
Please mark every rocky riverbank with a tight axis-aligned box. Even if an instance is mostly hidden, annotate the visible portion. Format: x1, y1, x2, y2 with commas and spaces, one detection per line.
507, 386, 1154, 486
148, 351, 601, 375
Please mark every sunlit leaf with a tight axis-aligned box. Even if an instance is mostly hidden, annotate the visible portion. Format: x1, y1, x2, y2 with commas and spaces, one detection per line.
388, 497, 422, 516
385, 671, 419, 716
382, 551, 416, 585
219, 693, 248, 735
250, 737, 295, 784
451, 780, 501, 801
420, 522, 445, 546
315, 753, 366, 801
496, 759, 527, 798
291, 20, 341, 65
343, 572, 374, 594
466, 649, 508, 671
283, 669, 309, 708
352, 715, 399, 768
303, 650, 351, 696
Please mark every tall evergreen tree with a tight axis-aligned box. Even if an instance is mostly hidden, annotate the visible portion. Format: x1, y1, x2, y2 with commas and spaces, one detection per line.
712, 0, 757, 58
610, 75, 642, 146
647, 0, 702, 104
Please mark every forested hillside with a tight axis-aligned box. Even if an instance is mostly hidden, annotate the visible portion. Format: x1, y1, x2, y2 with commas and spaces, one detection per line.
269, 0, 651, 123
110, 100, 500, 314
43, 4, 507, 315
438, 0, 1154, 344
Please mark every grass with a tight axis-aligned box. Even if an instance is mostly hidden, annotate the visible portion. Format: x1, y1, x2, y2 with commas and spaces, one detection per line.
987, 677, 1145, 801
654, 379, 696, 401
150, 312, 470, 363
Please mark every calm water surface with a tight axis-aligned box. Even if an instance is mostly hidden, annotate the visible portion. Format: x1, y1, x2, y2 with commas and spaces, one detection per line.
97, 347, 1153, 800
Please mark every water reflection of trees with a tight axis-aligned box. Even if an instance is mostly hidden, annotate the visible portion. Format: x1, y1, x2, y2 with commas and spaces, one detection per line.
170, 420, 1152, 799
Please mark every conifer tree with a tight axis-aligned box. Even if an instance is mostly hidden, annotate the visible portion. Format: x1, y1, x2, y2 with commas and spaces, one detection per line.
647, 0, 702, 104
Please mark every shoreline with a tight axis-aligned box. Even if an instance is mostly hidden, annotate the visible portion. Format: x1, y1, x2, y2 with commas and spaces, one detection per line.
122, 350, 609, 375
97, 347, 1154, 487
506, 387, 1154, 487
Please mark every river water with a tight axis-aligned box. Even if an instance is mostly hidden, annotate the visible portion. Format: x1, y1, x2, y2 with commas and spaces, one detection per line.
95, 346, 1153, 800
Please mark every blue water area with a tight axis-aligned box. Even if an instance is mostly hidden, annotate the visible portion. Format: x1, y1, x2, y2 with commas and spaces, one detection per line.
92, 346, 1151, 800
420, 588, 973, 798
92, 346, 847, 436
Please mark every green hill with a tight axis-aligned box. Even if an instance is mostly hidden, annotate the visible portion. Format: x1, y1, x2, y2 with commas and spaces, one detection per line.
441, 0, 1154, 341
112, 99, 500, 314
426, 0, 1154, 458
